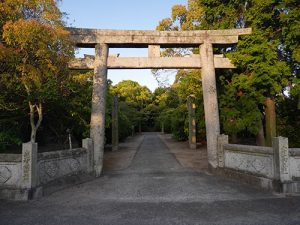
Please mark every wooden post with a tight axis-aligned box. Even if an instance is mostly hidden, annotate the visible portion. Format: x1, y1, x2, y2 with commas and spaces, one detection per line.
90, 43, 108, 177
200, 41, 220, 168
112, 95, 119, 151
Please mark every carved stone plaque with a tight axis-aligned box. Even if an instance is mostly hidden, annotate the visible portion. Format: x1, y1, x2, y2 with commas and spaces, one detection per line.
0, 166, 12, 184
68, 158, 80, 172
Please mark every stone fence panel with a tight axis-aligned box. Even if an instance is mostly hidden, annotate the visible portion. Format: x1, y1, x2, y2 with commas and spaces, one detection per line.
37, 148, 87, 185
223, 144, 274, 178
217, 135, 300, 193
0, 138, 93, 200
289, 148, 300, 180
0, 154, 22, 188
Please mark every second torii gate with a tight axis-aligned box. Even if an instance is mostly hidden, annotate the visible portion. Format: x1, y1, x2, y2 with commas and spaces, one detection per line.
68, 28, 252, 177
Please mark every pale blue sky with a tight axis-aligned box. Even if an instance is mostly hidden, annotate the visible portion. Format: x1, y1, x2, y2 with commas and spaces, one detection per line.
59, 0, 187, 91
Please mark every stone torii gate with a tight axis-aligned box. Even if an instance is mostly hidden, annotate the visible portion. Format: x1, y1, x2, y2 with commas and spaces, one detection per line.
68, 28, 251, 177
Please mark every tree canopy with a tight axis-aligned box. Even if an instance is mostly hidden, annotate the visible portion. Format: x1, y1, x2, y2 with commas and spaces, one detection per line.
0, 0, 73, 144
156, 0, 299, 146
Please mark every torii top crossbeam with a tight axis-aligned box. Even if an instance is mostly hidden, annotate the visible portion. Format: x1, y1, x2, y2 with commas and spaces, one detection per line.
68, 28, 251, 70
69, 28, 252, 48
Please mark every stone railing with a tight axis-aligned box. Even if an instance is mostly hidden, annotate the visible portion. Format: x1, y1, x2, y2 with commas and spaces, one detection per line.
0, 154, 22, 189
217, 135, 300, 193
37, 148, 88, 185
0, 138, 93, 200
289, 148, 300, 181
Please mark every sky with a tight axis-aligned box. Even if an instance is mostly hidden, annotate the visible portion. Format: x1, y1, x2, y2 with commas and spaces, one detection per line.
59, 0, 188, 92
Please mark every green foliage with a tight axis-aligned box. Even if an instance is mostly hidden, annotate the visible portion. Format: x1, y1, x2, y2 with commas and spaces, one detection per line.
0, 130, 22, 152
99, 80, 154, 143
118, 112, 132, 141
220, 91, 262, 135
228, 34, 291, 98
112, 80, 153, 134
171, 105, 188, 141
0, 0, 74, 143
158, 108, 173, 133
156, 0, 299, 146
277, 94, 300, 147
113, 80, 152, 109
153, 70, 205, 142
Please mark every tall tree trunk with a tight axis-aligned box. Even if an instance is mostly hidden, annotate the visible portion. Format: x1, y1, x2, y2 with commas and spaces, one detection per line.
21, 58, 43, 143
29, 101, 43, 143
265, 97, 276, 146
256, 115, 265, 146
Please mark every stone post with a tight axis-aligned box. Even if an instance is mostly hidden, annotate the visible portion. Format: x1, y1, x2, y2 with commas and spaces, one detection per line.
112, 94, 119, 151
217, 135, 228, 168
273, 137, 290, 182
148, 45, 160, 58
90, 43, 108, 177
161, 123, 164, 134
82, 138, 93, 173
21, 142, 37, 189
188, 96, 196, 149
131, 125, 135, 136
200, 41, 220, 168
139, 121, 142, 133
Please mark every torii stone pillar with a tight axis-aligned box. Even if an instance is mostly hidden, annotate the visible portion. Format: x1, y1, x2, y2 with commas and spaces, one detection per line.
188, 96, 196, 149
200, 41, 220, 168
112, 94, 119, 151
91, 43, 108, 177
